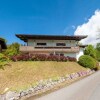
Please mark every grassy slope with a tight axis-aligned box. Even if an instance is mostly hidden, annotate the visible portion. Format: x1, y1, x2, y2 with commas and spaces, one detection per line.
0, 61, 87, 93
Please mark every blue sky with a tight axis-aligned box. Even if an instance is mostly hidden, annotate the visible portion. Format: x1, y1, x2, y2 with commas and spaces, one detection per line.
0, 0, 100, 44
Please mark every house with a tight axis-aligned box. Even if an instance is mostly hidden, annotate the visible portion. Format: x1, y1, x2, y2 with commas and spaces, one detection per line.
16, 34, 87, 60
0, 37, 7, 52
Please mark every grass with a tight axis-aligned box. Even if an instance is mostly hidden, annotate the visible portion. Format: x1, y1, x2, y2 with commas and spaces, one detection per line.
0, 61, 87, 94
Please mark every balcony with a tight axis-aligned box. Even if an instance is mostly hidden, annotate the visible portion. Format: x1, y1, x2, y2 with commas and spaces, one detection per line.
20, 46, 80, 53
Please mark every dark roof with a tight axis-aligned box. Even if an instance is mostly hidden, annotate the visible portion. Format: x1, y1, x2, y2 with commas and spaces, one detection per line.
16, 34, 87, 42
0, 38, 7, 49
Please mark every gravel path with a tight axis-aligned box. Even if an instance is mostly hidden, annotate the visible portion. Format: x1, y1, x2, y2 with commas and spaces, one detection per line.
33, 71, 100, 100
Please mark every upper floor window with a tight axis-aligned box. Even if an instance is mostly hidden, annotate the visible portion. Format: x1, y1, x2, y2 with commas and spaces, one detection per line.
56, 43, 66, 46
37, 43, 47, 46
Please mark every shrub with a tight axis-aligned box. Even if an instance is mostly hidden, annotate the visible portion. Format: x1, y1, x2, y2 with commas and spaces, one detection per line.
67, 56, 77, 62
96, 43, 100, 51
11, 54, 76, 62
0, 53, 9, 62
4, 42, 20, 57
47, 55, 60, 61
95, 49, 100, 61
0, 53, 9, 69
84, 45, 96, 58
78, 55, 98, 69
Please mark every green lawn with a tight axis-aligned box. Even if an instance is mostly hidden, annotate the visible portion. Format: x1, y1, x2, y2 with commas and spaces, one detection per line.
0, 61, 87, 93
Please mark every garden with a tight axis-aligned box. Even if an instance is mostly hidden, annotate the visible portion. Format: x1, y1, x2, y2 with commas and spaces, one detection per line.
0, 42, 100, 99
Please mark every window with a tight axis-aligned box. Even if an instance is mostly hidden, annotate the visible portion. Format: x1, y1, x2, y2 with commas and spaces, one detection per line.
56, 43, 66, 46
37, 43, 46, 46
60, 54, 64, 56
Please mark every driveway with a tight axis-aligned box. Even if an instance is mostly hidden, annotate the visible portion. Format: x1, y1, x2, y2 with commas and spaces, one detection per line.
32, 71, 100, 100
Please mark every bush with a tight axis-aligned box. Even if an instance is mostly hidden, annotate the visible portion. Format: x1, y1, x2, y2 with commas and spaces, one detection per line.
11, 54, 76, 62
0, 53, 9, 62
96, 43, 100, 51
95, 49, 100, 61
0, 53, 9, 69
84, 45, 96, 58
4, 42, 20, 57
78, 55, 98, 69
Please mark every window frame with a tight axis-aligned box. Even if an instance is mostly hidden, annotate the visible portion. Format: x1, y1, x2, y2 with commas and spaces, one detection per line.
56, 43, 66, 46
37, 43, 47, 46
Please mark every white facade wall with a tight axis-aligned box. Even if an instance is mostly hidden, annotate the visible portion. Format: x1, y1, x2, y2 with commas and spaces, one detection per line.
64, 53, 76, 58
76, 48, 84, 61
28, 39, 77, 47
28, 39, 35, 46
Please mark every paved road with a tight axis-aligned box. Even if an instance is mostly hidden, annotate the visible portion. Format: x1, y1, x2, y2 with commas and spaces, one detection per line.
33, 71, 100, 100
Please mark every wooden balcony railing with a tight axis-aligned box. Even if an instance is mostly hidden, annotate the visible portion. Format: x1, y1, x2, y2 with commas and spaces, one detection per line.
20, 46, 80, 53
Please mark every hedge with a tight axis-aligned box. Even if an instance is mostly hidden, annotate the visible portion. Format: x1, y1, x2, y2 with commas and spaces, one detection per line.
11, 54, 76, 62
78, 55, 98, 69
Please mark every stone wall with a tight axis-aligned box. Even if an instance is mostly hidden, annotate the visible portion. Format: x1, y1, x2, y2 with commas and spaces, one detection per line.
0, 69, 95, 100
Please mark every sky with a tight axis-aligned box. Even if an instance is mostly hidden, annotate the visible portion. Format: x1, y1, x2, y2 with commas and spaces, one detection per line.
0, 0, 100, 44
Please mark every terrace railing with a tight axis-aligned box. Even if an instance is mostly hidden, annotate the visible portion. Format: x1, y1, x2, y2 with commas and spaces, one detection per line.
20, 46, 80, 53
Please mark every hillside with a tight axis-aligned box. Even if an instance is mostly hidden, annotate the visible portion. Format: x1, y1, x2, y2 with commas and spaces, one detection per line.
0, 61, 87, 93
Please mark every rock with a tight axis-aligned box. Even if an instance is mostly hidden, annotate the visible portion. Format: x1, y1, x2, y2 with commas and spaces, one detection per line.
20, 91, 27, 97
0, 94, 6, 100
46, 83, 52, 88
70, 74, 74, 79
28, 88, 35, 93
77, 72, 83, 77
5, 91, 20, 100
33, 86, 40, 92
38, 84, 44, 89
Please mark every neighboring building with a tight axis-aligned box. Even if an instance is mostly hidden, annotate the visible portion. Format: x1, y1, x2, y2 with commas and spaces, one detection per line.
0, 37, 7, 52
16, 34, 87, 60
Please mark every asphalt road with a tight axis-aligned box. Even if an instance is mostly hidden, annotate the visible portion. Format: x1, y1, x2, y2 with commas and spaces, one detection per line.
33, 71, 100, 100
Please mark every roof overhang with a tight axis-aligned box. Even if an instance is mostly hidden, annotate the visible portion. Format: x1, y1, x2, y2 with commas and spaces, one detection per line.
78, 45, 88, 48
15, 34, 87, 42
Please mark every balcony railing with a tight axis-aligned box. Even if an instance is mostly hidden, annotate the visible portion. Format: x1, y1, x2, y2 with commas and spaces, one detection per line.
20, 46, 79, 53
20, 46, 80, 53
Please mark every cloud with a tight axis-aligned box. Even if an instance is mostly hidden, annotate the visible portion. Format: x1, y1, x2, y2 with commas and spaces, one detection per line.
74, 9, 100, 45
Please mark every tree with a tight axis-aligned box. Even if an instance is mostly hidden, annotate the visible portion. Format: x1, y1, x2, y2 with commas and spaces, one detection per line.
95, 43, 100, 61
4, 42, 20, 56
0, 53, 9, 69
96, 43, 100, 51
84, 45, 96, 58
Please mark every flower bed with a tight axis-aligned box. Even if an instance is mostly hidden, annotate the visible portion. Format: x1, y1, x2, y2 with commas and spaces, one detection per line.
11, 54, 76, 62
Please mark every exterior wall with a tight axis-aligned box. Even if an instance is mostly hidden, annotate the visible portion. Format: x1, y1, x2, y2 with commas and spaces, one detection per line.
64, 53, 76, 58
28, 39, 35, 46
76, 48, 84, 61
64, 48, 84, 61
27, 39, 77, 47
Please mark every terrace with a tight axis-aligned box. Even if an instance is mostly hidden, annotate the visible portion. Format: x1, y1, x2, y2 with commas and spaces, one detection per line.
19, 46, 80, 53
